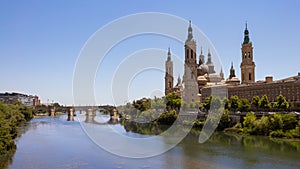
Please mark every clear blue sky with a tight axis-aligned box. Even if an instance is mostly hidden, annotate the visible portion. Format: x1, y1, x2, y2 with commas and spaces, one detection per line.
0, 1, 299, 105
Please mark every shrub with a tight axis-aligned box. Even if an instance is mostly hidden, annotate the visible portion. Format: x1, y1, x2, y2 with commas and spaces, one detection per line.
285, 129, 300, 138
217, 110, 231, 130
193, 120, 204, 129
270, 130, 285, 138
157, 110, 178, 125
268, 113, 283, 131
253, 116, 270, 135
281, 114, 297, 131
243, 112, 256, 131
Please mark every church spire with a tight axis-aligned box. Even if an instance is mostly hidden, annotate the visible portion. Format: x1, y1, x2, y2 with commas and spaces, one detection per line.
186, 20, 193, 42
199, 46, 205, 65
177, 74, 182, 85
229, 62, 236, 79
243, 21, 250, 44
206, 49, 212, 64
167, 47, 171, 61
220, 67, 224, 80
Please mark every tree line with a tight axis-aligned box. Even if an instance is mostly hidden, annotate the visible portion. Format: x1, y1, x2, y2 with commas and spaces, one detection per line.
117, 93, 300, 139
0, 101, 33, 166
203, 94, 290, 112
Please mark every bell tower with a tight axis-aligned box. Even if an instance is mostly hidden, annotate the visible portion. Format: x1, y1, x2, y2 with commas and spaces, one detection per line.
183, 20, 198, 103
165, 47, 174, 95
240, 22, 255, 84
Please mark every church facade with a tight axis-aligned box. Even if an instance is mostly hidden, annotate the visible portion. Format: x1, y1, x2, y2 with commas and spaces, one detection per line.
165, 21, 300, 110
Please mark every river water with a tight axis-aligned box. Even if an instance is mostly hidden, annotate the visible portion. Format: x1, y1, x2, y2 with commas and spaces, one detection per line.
5, 114, 300, 169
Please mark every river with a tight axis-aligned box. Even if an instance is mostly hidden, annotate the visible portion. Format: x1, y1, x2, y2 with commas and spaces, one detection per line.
5, 113, 300, 169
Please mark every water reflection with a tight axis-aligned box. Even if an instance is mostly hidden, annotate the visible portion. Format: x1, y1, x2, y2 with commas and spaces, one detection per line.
74, 111, 119, 125
5, 114, 300, 169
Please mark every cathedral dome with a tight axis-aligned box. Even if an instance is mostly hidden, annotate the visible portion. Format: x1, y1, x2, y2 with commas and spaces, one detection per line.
198, 64, 209, 74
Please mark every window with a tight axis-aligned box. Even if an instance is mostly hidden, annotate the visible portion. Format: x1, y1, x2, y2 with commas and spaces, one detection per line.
191, 50, 193, 59
186, 49, 189, 57
248, 52, 251, 58
169, 82, 172, 88
249, 73, 252, 81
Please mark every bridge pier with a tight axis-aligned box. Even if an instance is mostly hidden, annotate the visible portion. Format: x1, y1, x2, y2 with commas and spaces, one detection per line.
111, 108, 118, 119
50, 108, 56, 117
67, 108, 74, 121
87, 108, 95, 116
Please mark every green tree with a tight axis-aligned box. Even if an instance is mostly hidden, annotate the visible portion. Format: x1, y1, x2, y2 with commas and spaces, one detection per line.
133, 98, 151, 112
13, 100, 21, 106
151, 98, 165, 109
140, 109, 155, 122
0, 102, 33, 156
238, 98, 251, 112
157, 110, 178, 125
281, 114, 297, 131
243, 112, 256, 134
223, 98, 230, 110
52, 102, 60, 107
274, 94, 289, 110
253, 116, 270, 135
141, 100, 151, 111
259, 95, 271, 110
252, 96, 260, 111
217, 110, 231, 130
230, 95, 239, 111
18, 106, 33, 121
165, 93, 182, 112
268, 113, 283, 131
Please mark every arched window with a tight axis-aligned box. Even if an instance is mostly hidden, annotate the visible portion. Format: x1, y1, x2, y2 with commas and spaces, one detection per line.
249, 73, 252, 81
169, 82, 172, 88
248, 52, 251, 58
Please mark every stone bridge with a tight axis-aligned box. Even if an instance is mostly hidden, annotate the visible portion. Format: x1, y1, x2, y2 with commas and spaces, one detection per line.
69, 105, 118, 118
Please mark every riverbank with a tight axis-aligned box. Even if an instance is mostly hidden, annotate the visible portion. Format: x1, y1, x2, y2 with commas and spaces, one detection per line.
119, 109, 300, 139
0, 102, 33, 168
118, 93, 300, 139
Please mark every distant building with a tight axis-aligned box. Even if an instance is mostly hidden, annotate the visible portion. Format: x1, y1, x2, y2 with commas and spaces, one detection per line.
0, 92, 40, 107
164, 21, 300, 110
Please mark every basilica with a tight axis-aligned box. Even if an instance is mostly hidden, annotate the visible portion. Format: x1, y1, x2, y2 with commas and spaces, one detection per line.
165, 21, 300, 110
